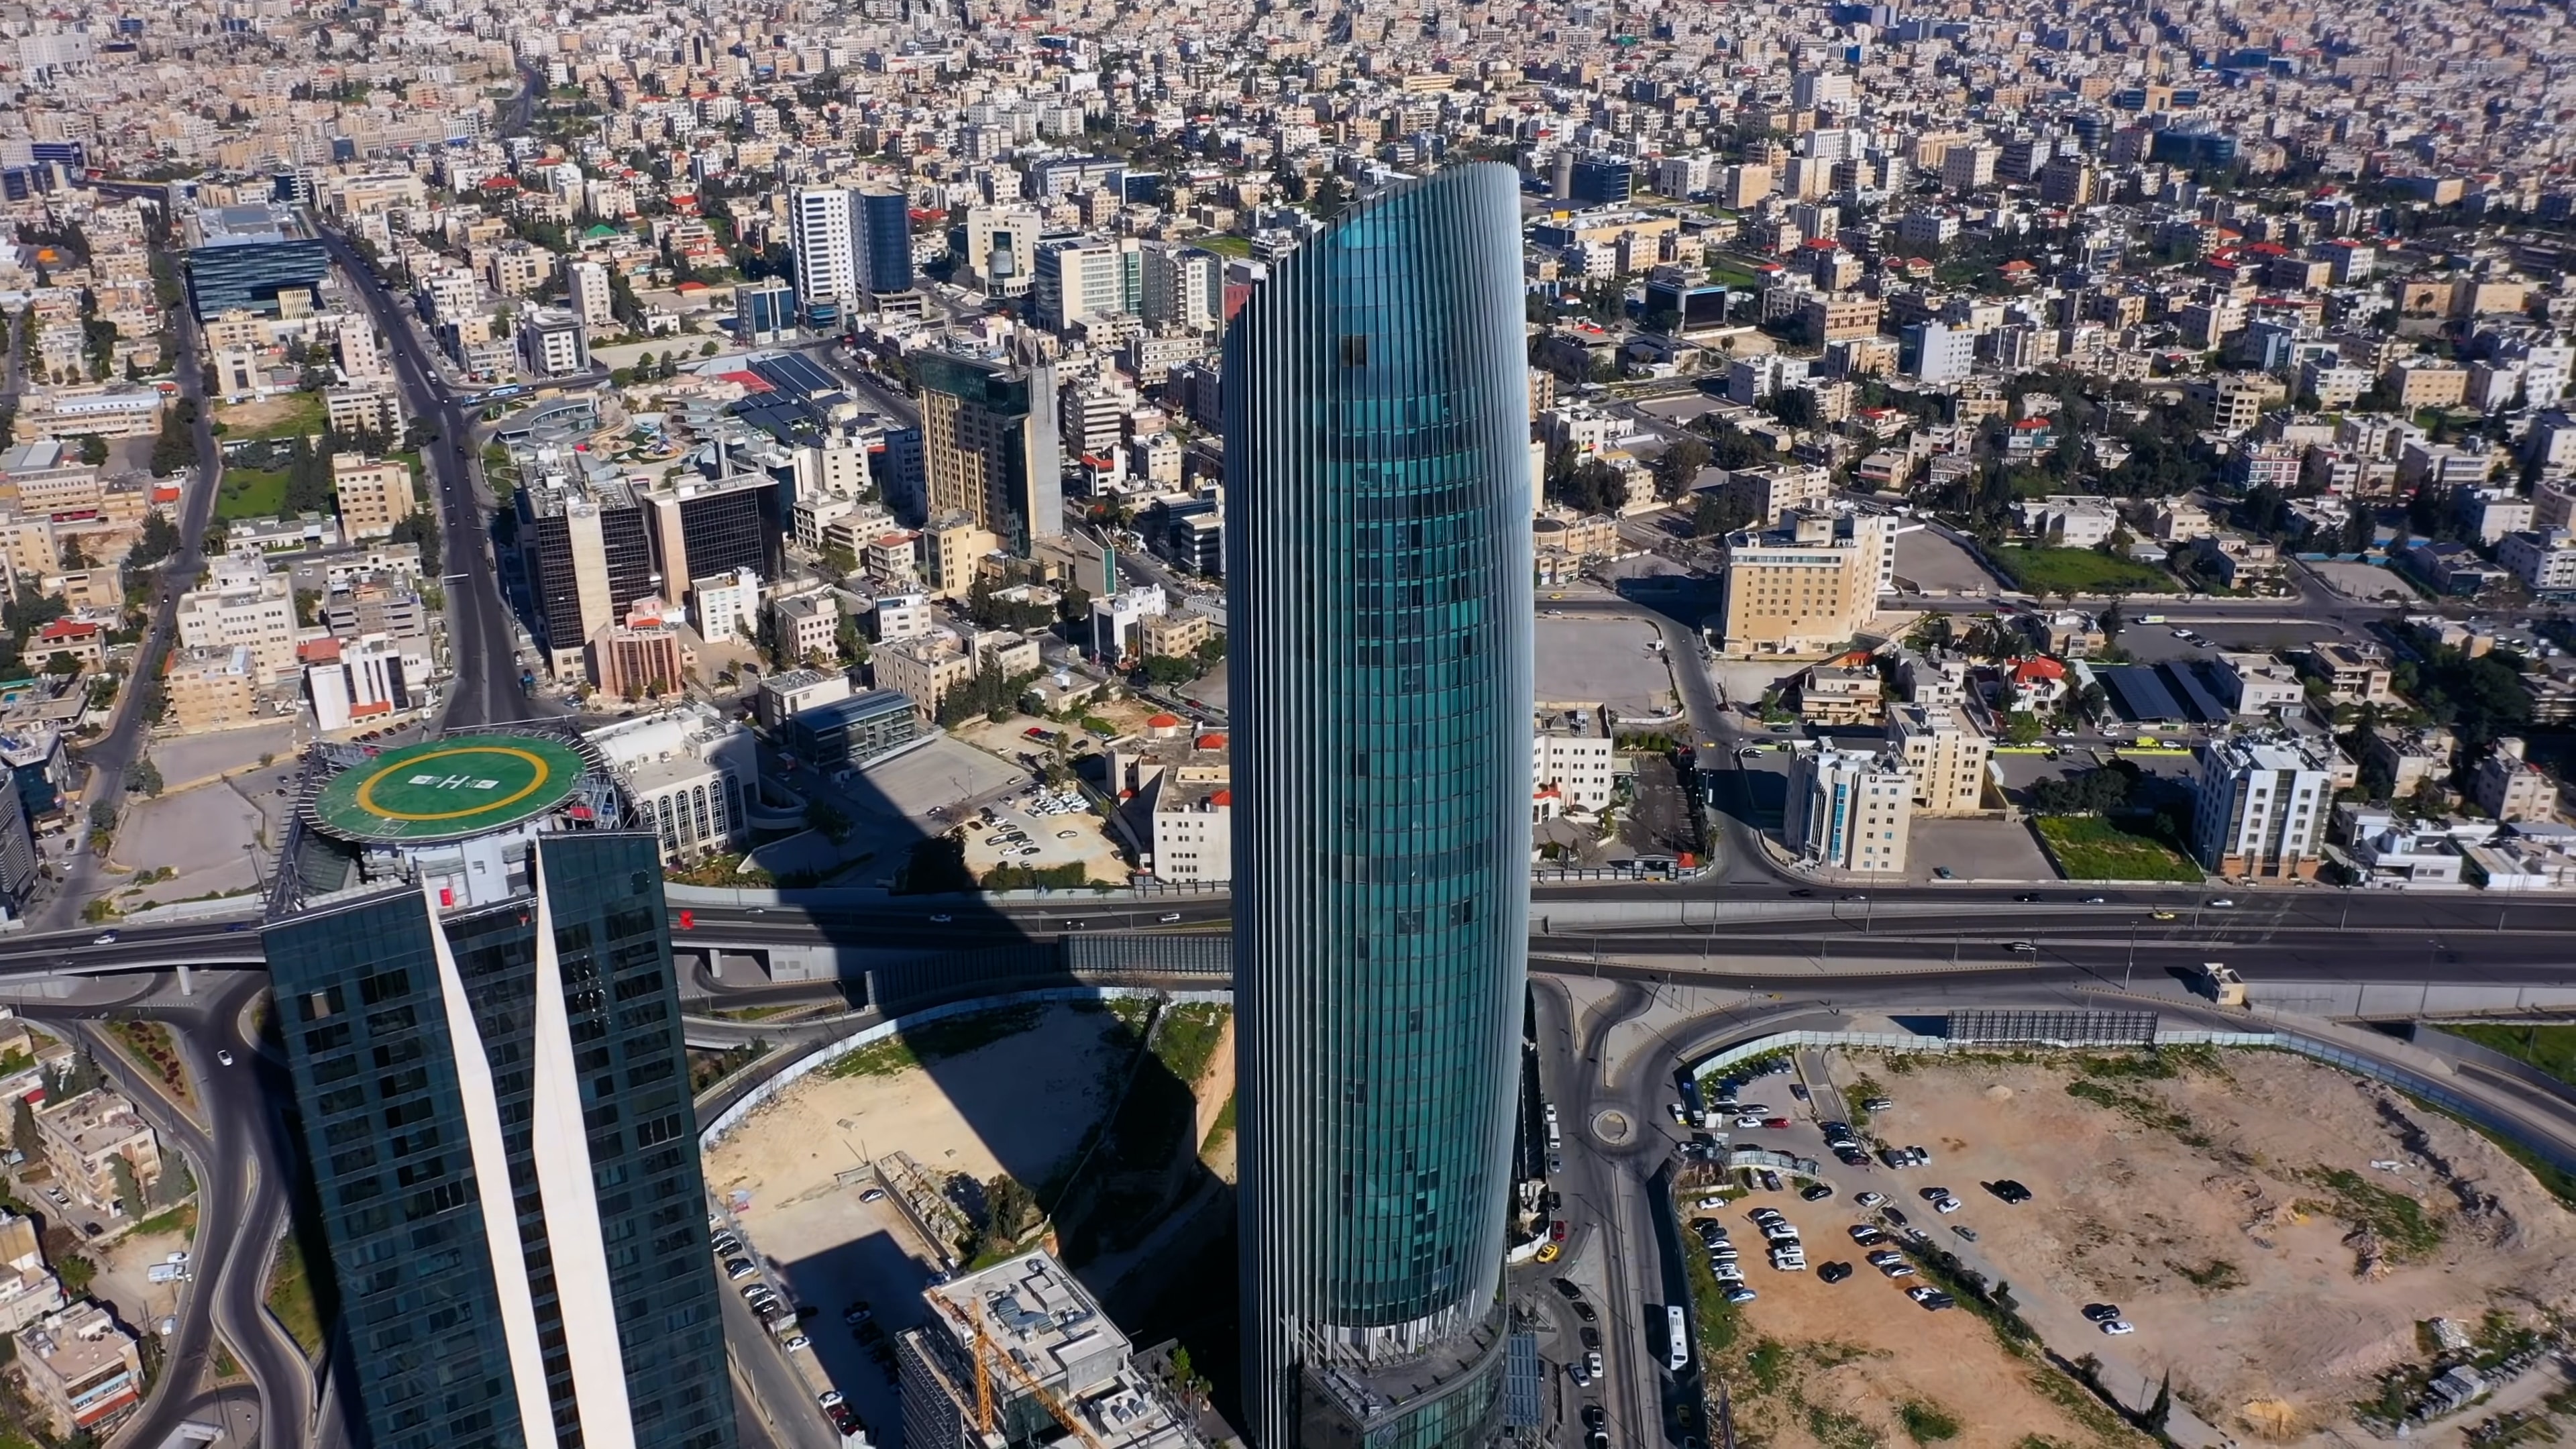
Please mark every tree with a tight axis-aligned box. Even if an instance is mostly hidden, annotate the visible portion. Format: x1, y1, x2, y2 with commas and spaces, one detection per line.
10, 1096, 36, 1158
129, 513, 179, 569
71, 435, 107, 466
1651, 435, 1711, 502
109, 1155, 140, 1216
59, 1050, 98, 1099
2098, 602, 2124, 642
982, 1173, 1036, 1250
129, 759, 163, 797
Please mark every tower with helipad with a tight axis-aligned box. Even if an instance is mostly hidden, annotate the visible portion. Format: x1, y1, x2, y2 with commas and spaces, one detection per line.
310, 734, 593, 845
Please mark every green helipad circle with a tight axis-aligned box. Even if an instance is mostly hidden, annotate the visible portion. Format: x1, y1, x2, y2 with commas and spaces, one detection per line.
312, 735, 589, 844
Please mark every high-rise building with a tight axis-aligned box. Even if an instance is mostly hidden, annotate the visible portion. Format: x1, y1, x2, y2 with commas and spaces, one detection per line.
516, 474, 657, 678
1715, 508, 1894, 657
1225, 162, 1533, 1449
1786, 745, 1915, 873
916, 349, 1061, 553
855, 188, 914, 298
641, 473, 782, 612
331, 452, 417, 539
1140, 244, 1224, 333
788, 186, 857, 316
262, 731, 733, 1449
2190, 735, 2336, 879
568, 260, 615, 333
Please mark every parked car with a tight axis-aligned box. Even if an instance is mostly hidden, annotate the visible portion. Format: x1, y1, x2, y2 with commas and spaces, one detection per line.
2100, 1320, 2136, 1336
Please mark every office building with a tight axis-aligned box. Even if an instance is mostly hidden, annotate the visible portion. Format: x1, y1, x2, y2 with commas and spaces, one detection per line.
735, 278, 797, 343
176, 565, 299, 682
184, 204, 329, 319
1900, 321, 1975, 383
331, 453, 417, 540
1224, 162, 1531, 1449
917, 348, 1061, 553
756, 669, 851, 729
1532, 709, 1615, 818
585, 706, 757, 865
781, 689, 922, 773
591, 617, 690, 700
262, 731, 733, 1449
2190, 735, 2336, 879
0, 765, 37, 918
166, 645, 260, 732
898, 1250, 1201, 1449
1786, 745, 1914, 873
856, 189, 914, 298
789, 186, 859, 313
519, 306, 589, 378
1715, 509, 1895, 657
642, 474, 783, 616
516, 476, 657, 679
303, 634, 413, 732
1034, 235, 1142, 333
1140, 244, 1224, 332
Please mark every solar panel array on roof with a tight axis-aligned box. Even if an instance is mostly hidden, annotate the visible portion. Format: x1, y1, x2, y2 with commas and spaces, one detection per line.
748, 352, 840, 396
2094, 665, 2187, 722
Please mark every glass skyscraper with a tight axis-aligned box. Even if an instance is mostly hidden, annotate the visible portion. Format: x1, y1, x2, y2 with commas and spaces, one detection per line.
1224, 162, 1534, 1449
264, 735, 732, 1449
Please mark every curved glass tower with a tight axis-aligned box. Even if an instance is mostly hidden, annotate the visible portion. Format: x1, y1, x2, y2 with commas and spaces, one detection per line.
1226, 162, 1534, 1449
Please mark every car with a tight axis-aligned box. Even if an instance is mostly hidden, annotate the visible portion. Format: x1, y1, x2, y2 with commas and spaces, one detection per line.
92, 930, 118, 946
1734, 1114, 1766, 1128
1801, 1182, 1835, 1201
817, 1391, 845, 1408
1550, 1219, 1568, 1243
1907, 1285, 1943, 1304
1933, 1195, 1962, 1214
1586, 1350, 1604, 1378
1856, 1191, 1888, 1208
1952, 1226, 1978, 1242
725, 1258, 756, 1280
1546, 608, 1564, 617
2007, 941, 2038, 953
2082, 1303, 2123, 1323
1570, 1300, 1596, 1323
1988, 1179, 2033, 1204
1919, 1186, 1951, 1202
1748, 1208, 1784, 1224
2100, 1320, 2135, 1336
1551, 1278, 1583, 1299
1878, 1260, 1917, 1279
217, 1050, 235, 1067
928, 914, 953, 924
1788, 887, 1813, 896
1586, 1432, 1610, 1449
1790, 1083, 1811, 1101
2208, 898, 2235, 908
225, 921, 252, 932
1932, 865, 1955, 879
712, 1236, 743, 1254
1762, 1117, 1791, 1130
784, 1335, 811, 1351
2082, 896, 2106, 904
1919, 1293, 1957, 1311
1758, 1169, 1784, 1191
1578, 1326, 1601, 1350
2014, 892, 2041, 903
1672, 1102, 1693, 1125
1159, 912, 1183, 923
2171, 628, 2194, 639
1534, 1241, 1561, 1263
1835, 1148, 1872, 1167
1695, 1194, 1726, 1210
1568, 1361, 1593, 1387
1882, 1207, 1909, 1227
859, 1187, 887, 1203
844, 1308, 872, 1325
1862, 1097, 1894, 1112
1582, 1405, 1607, 1432
1866, 1250, 1904, 1266
743, 1285, 775, 1304
2151, 910, 2178, 920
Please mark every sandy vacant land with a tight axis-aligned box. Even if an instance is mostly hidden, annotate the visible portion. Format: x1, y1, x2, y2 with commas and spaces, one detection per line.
704, 1002, 1132, 1215
1708, 1235, 2133, 1449
1841, 1048, 2576, 1443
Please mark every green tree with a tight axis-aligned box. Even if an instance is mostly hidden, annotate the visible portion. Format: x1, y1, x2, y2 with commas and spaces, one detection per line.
982, 1173, 1035, 1252
109, 1155, 140, 1216
129, 759, 164, 797
1651, 435, 1712, 502
71, 435, 107, 466
59, 1049, 98, 1099
11, 1096, 37, 1158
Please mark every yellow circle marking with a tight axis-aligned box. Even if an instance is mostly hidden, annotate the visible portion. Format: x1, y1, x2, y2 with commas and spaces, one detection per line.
355, 745, 556, 822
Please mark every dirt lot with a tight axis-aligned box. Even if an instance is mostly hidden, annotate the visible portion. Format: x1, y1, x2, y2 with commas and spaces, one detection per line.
1836, 1047, 2576, 1444
1703, 1226, 2136, 1449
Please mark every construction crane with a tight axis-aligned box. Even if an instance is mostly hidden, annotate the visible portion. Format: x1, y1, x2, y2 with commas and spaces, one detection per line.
933, 1295, 1104, 1449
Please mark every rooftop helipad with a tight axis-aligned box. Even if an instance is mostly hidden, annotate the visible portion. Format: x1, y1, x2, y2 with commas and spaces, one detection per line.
309, 734, 590, 845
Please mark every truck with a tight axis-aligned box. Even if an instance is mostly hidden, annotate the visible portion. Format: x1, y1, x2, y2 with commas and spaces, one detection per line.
2196, 962, 2247, 1007
146, 1263, 187, 1284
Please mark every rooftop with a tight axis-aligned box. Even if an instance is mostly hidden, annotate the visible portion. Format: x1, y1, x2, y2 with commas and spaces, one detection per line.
306, 733, 594, 845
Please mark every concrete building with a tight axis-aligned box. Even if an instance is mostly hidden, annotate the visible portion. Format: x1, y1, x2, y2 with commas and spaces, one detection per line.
917, 348, 1061, 554
756, 668, 853, 730
873, 631, 980, 721
898, 1250, 1200, 1449
174, 566, 299, 682
773, 592, 840, 663
2362, 725, 2457, 800
517, 305, 588, 378
2192, 735, 2337, 879
2216, 653, 2306, 716
2473, 738, 2557, 822
1716, 509, 1894, 656
303, 634, 413, 733
1888, 704, 1989, 816
586, 705, 758, 864
1532, 707, 1616, 818
31, 1089, 160, 1216
590, 619, 690, 700
1786, 745, 1913, 873
2500, 529, 2576, 593
331, 453, 417, 541
2303, 642, 2396, 706
14, 1302, 142, 1436
165, 645, 260, 732
1148, 759, 1232, 884
1709, 466, 1831, 529
690, 567, 760, 645
781, 690, 922, 774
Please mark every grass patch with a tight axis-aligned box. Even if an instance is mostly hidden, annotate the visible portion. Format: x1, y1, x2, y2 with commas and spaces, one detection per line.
1804, 1399, 1876, 1449
133, 1203, 197, 1239
1992, 546, 2179, 596
1195, 234, 1251, 257
2300, 1167, 2444, 1258
215, 391, 324, 441
1151, 1004, 1229, 1087
1680, 1218, 1743, 1357
709, 1004, 798, 1022
2034, 814, 2205, 883
265, 1234, 323, 1354
215, 468, 288, 520
823, 1004, 1046, 1079
105, 1020, 193, 1108
1201, 1091, 1236, 1155
2064, 1077, 2210, 1146
213, 1344, 240, 1379
1901, 1400, 1963, 1443
2444, 1024, 2576, 1085
2026, 1362, 2140, 1444
2165, 1258, 2243, 1291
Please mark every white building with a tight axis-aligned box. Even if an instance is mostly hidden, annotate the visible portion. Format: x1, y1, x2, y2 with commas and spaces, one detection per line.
175, 564, 299, 682
2500, 529, 2576, 592
1533, 708, 1617, 818
1088, 584, 1169, 663
567, 260, 614, 334
790, 187, 859, 311
583, 704, 759, 865
2192, 735, 2337, 879
690, 568, 760, 645
517, 305, 588, 378
304, 633, 414, 732
1786, 746, 1914, 873
1887, 704, 1989, 816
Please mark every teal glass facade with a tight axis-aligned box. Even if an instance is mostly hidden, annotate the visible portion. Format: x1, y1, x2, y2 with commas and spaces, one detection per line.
1226, 162, 1533, 1449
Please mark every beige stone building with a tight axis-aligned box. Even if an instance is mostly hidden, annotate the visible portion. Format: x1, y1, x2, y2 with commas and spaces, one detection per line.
1786, 745, 1913, 873
873, 631, 979, 720
2474, 738, 2557, 822
1716, 510, 1894, 657
31, 1089, 160, 1216
15, 1301, 142, 1435
330, 453, 417, 540
1888, 704, 1991, 815
164, 645, 261, 731
1140, 609, 1214, 660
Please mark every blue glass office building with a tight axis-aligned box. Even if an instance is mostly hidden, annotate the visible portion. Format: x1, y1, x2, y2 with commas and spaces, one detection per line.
857, 189, 914, 296
1225, 162, 1534, 1449
262, 733, 732, 1449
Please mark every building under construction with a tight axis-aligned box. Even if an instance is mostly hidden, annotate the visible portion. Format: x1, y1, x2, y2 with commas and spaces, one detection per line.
897, 1250, 1203, 1449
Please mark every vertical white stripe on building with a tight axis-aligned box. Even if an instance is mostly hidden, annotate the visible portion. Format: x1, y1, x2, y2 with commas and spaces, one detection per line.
420, 883, 561, 1449
528, 848, 639, 1449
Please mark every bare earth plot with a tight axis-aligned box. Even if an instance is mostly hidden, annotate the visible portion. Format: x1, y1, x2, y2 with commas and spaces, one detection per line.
1839, 1048, 2576, 1444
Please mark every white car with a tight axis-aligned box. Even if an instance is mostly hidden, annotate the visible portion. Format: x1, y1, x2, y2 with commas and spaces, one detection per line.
783, 1334, 812, 1351
1725, 1286, 1758, 1304
1933, 1195, 1963, 1214
1733, 1114, 1766, 1128
1695, 1194, 1725, 1210
1856, 1192, 1888, 1208
2100, 1320, 2135, 1336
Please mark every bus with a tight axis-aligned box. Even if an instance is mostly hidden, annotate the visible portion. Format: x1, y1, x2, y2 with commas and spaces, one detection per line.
1667, 1304, 1690, 1371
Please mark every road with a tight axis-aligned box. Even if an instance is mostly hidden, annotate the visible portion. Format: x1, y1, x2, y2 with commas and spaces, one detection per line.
40, 287, 225, 929
313, 227, 533, 731
38, 973, 313, 1449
